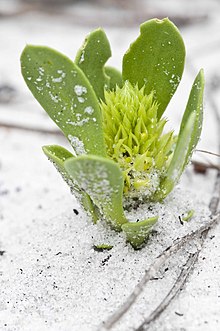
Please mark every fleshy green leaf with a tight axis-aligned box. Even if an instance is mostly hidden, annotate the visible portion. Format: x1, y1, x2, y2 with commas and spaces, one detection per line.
154, 112, 197, 200
179, 69, 204, 167
122, 217, 158, 249
42, 145, 74, 178
156, 70, 204, 201
21, 45, 106, 156
123, 18, 185, 118
75, 28, 111, 100
42, 145, 99, 222
64, 155, 128, 231
105, 66, 123, 90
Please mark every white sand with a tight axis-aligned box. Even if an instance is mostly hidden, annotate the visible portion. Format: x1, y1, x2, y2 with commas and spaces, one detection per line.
0, 1, 220, 330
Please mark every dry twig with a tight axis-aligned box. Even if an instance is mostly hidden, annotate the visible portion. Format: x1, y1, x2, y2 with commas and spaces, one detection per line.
135, 251, 200, 331
98, 213, 220, 331
195, 149, 220, 158
0, 121, 62, 136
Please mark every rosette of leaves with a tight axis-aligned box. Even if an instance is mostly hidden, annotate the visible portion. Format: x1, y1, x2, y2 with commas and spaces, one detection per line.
20, 18, 204, 249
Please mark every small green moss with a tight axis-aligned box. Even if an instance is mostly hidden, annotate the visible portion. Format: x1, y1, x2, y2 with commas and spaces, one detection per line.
93, 244, 113, 251
182, 209, 194, 222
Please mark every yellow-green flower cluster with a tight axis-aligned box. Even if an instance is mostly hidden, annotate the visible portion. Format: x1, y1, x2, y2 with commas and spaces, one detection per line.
101, 82, 175, 199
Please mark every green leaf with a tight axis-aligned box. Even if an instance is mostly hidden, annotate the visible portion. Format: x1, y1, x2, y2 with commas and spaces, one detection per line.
123, 18, 185, 118
179, 69, 204, 167
105, 66, 123, 90
64, 155, 128, 231
93, 244, 113, 251
122, 217, 158, 249
156, 70, 204, 201
21, 45, 106, 156
154, 112, 197, 200
182, 209, 194, 222
42, 145, 74, 178
42, 145, 99, 222
75, 28, 111, 101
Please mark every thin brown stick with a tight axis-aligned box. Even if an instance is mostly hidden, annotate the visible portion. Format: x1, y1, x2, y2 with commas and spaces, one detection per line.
98, 213, 219, 331
136, 251, 200, 331
195, 149, 220, 157
135, 219, 217, 331
0, 121, 62, 136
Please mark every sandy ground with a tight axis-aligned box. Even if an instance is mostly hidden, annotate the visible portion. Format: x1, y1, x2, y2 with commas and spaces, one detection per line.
0, 1, 220, 330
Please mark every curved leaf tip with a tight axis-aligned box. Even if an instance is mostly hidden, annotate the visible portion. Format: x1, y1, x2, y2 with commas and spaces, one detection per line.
75, 28, 112, 100
21, 44, 107, 157
123, 17, 186, 118
122, 216, 158, 249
